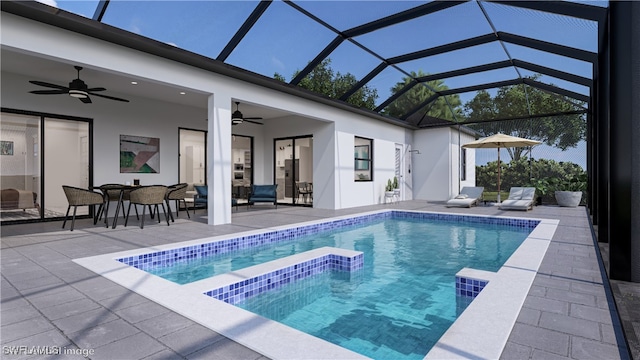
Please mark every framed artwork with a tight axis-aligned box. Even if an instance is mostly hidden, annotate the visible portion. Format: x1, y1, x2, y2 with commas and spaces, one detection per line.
1, 141, 14, 155
354, 145, 369, 170
120, 134, 160, 173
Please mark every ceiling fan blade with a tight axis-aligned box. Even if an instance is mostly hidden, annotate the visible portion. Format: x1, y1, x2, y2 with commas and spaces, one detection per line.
29, 80, 68, 90
90, 92, 130, 102
244, 119, 263, 125
244, 117, 263, 120
29, 66, 126, 104
30, 90, 67, 95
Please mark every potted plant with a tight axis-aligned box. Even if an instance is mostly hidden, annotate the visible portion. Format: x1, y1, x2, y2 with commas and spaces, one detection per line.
554, 173, 586, 207
385, 179, 395, 198
392, 176, 400, 197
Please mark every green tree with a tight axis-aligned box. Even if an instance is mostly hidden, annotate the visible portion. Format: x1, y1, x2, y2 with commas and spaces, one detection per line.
275, 59, 378, 110
383, 70, 462, 121
465, 75, 586, 161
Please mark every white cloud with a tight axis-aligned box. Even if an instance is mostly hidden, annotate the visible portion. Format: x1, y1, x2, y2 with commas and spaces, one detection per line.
271, 56, 285, 72
130, 24, 142, 35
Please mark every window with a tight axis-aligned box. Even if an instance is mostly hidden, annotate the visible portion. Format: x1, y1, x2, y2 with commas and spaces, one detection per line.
354, 136, 372, 181
461, 148, 467, 181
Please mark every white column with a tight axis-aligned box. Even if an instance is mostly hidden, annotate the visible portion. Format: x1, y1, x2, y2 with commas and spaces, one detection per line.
207, 93, 232, 225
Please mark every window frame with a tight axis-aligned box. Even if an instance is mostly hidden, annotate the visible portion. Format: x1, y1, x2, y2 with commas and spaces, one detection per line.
354, 136, 373, 182
461, 148, 467, 181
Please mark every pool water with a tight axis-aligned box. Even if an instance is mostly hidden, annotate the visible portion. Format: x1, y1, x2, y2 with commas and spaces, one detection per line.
147, 217, 531, 360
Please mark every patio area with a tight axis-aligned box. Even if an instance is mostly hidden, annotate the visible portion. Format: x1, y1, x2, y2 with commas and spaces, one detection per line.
0, 201, 632, 359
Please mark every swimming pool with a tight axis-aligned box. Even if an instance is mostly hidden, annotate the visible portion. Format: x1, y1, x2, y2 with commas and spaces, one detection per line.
139, 215, 533, 359
75, 210, 558, 360
240, 218, 534, 359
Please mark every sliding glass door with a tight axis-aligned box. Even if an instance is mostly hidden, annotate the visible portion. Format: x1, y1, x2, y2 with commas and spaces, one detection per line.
274, 135, 313, 206
1, 109, 90, 223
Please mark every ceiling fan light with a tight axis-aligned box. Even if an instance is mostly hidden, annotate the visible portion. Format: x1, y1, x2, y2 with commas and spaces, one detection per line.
231, 110, 244, 125
69, 89, 88, 98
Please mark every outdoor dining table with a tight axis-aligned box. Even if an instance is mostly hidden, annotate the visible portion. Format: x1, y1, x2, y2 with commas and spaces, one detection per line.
93, 184, 138, 229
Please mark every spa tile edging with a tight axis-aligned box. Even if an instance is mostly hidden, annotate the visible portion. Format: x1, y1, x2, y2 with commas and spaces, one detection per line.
204, 252, 363, 305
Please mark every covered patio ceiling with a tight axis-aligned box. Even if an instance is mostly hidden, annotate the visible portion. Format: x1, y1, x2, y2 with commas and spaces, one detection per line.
2, 0, 607, 129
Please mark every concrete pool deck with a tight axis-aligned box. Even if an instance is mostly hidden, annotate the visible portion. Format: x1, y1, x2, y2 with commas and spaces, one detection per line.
1, 201, 631, 359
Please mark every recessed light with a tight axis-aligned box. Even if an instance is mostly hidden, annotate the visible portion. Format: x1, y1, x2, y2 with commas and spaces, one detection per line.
131, 81, 138, 85
179, 91, 186, 95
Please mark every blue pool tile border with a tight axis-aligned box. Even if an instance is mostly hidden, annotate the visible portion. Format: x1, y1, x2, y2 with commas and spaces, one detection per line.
391, 211, 540, 229
456, 276, 489, 298
204, 252, 364, 305
117, 211, 540, 272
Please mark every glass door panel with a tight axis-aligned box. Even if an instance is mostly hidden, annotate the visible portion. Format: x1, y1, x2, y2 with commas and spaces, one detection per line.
179, 129, 206, 186
43, 118, 89, 218
232, 135, 253, 203
179, 128, 206, 211
274, 136, 313, 206
295, 137, 313, 205
274, 139, 293, 204
0, 113, 42, 222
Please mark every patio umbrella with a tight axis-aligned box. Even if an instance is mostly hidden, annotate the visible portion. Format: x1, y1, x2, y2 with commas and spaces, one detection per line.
462, 133, 541, 203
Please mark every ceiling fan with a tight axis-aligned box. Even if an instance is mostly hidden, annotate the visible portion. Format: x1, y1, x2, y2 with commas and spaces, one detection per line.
29, 66, 129, 104
232, 101, 263, 125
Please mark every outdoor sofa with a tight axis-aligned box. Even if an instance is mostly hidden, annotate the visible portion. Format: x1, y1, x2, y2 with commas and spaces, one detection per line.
248, 184, 278, 208
193, 185, 241, 211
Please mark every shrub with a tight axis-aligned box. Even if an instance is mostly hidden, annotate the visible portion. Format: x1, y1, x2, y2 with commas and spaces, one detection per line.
475, 158, 586, 204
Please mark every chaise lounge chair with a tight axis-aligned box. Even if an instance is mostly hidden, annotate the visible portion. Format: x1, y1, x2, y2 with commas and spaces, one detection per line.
446, 186, 484, 207
499, 187, 536, 211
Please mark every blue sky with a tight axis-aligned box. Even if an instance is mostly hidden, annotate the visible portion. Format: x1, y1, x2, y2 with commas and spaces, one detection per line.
46, 0, 597, 168
51, 0, 598, 103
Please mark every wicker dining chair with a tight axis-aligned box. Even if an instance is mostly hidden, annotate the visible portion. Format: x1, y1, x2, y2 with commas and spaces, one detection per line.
165, 183, 190, 222
62, 185, 105, 231
125, 185, 170, 229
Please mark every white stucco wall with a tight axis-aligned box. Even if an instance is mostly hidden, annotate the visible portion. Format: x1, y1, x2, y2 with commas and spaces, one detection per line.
413, 128, 450, 201
2, 13, 418, 222
412, 127, 476, 201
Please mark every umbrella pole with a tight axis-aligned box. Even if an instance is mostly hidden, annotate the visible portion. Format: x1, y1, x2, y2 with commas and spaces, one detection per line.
497, 148, 501, 203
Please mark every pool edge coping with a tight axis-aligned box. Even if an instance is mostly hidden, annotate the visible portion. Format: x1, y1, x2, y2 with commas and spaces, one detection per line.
425, 217, 559, 359
72, 209, 557, 360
